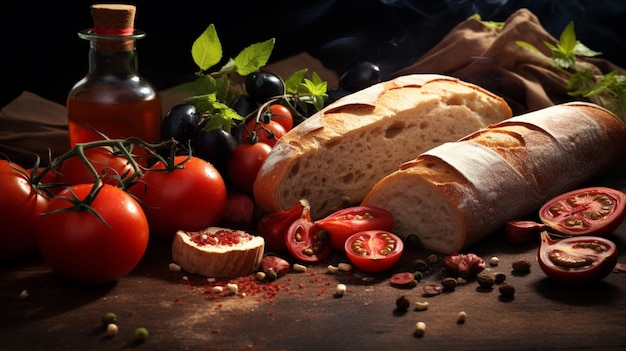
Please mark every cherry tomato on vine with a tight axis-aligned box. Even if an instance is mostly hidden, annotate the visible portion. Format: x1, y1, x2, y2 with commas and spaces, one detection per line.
130, 156, 228, 240
0, 160, 49, 261
539, 187, 626, 236
227, 142, 272, 192
36, 184, 148, 284
344, 230, 404, 272
241, 119, 286, 147
285, 200, 331, 262
267, 104, 293, 131
315, 205, 394, 251
257, 199, 307, 252
57, 146, 135, 186
538, 231, 618, 285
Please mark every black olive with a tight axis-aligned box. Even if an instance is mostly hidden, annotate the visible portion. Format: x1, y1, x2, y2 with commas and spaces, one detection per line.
324, 88, 351, 106
160, 104, 198, 144
338, 61, 382, 92
245, 71, 285, 103
192, 121, 236, 175
230, 94, 258, 118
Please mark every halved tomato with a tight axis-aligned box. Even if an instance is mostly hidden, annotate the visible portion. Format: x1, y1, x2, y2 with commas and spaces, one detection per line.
539, 187, 626, 236
538, 231, 618, 285
285, 201, 331, 262
315, 206, 394, 251
344, 230, 404, 272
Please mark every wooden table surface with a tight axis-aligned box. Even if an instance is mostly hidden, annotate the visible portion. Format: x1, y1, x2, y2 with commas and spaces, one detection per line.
2, 166, 626, 351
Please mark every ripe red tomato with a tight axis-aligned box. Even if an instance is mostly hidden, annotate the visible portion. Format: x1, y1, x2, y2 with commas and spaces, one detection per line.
0, 161, 49, 260
344, 230, 404, 272
539, 187, 626, 236
130, 156, 228, 240
267, 104, 294, 131
285, 200, 331, 262
315, 206, 394, 251
257, 199, 307, 252
241, 119, 286, 147
36, 184, 149, 284
220, 190, 255, 228
57, 146, 136, 186
538, 231, 618, 285
227, 142, 272, 192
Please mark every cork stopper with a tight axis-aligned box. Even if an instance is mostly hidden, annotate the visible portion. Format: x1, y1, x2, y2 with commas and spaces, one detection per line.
90, 4, 137, 52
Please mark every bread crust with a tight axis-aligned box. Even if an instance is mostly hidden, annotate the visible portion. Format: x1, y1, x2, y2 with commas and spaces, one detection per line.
253, 74, 513, 219
171, 227, 265, 278
362, 102, 626, 254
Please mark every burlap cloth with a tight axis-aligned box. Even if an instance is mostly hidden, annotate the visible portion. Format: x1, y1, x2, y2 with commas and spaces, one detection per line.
1, 8, 623, 168
392, 8, 626, 115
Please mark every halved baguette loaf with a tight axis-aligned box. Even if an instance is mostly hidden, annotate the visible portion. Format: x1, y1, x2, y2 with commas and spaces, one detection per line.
172, 227, 264, 278
253, 74, 512, 220
361, 102, 626, 254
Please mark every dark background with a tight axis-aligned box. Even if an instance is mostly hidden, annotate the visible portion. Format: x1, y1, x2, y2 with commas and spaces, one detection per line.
1, 0, 625, 108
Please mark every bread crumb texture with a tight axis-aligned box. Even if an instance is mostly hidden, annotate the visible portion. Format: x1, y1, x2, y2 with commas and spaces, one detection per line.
269, 77, 512, 219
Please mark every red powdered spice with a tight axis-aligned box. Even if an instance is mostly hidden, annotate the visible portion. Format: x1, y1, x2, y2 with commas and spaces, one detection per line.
187, 229, 250, 246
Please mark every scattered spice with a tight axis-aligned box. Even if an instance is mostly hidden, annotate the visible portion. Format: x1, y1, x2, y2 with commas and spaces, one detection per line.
489, 256, 500, 266
457, 311, 467, 324
105, 323, 118, 337
494, 273, 507, 284
412, 258, 429, 272
499, 283, 516, 298
101, 312, 118, 326
187, 228, 249, 246
477, 273, 495, 289
338, 263, 352, 272
414, 321, 426, 337
512, 260, 531, 274
441, 277, 458, 291
335, 284, 347, 297
395, 295, 411, 310
422, 284, 442, 297
168, 262, 182, 272
292, 263, 307, 272
134, 327, 149, 342
18, 290, 29, 300
414, 301, 429, 311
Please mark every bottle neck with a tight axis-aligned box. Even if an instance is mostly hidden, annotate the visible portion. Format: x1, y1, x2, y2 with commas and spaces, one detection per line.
88, 41, 139, 76
78, 29, 146, 77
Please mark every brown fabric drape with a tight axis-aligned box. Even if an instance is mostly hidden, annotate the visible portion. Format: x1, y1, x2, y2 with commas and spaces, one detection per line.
391, 8, 626, 115
0, 91, 69, 168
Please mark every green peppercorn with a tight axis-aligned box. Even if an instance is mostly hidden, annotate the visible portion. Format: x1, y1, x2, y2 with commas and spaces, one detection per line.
134, 327, 149, 342
101, 312, 118, 326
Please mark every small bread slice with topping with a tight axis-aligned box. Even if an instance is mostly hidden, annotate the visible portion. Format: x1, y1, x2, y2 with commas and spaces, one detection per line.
253, 74, 512, 220
172, 227, 265, 278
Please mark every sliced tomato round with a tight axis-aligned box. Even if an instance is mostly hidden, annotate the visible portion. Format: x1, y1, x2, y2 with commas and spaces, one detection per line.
315, 205, 394, 251
285, 201, 330, 262
539, 187, 626, 236
344, 230, 404, 272
538, 231, 618, 285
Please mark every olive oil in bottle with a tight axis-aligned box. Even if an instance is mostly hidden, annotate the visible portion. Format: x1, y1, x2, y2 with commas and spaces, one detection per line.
67, 4, 161, 150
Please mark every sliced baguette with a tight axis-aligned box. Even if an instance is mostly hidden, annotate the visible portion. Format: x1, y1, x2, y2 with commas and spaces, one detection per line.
172, 227, 265, 278
361, 102, 626, 254
253, 74, 513, 220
